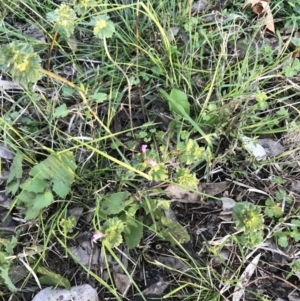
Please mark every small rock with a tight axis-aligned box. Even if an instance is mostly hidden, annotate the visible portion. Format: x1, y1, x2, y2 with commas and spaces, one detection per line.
191, 0, 208, 13
257, 139, 285, 157
31, 284, 98, 301
0, 143, 14, 160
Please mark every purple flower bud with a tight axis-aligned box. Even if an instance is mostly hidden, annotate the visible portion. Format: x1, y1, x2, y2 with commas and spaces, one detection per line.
141, 144, 147, 155
147, 158, 156, 167
92, 231, 105, 243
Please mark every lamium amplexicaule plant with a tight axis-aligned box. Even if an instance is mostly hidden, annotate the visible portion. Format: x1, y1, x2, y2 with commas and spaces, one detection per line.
0, 1, 204, 254
1, 0, 293, 256
0, 0, 273, 257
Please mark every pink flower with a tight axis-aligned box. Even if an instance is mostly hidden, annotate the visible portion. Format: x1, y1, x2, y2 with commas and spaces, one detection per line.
92, 231, 105, 243
147, 158, 156, 167
141, 144, 147, 155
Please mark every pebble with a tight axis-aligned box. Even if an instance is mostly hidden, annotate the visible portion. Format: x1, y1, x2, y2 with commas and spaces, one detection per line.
31, 284, 98, 301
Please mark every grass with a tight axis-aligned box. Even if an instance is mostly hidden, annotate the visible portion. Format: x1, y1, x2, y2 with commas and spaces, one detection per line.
1, 0, 300, 300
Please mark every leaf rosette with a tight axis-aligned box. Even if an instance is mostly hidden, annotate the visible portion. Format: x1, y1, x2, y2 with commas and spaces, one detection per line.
0, 41, 41, 85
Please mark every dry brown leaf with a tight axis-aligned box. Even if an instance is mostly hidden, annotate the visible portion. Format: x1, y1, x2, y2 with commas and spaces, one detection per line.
165, 182, 229, 203
113, 272, 131, 295
232, 254, 261, 301
243, 0, 275, 33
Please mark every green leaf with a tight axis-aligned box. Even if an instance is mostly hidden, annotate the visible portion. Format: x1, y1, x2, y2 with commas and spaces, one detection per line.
126, 203, 139, 217
169, 88, 190, 115
174, 168, 198, 189
0, 41, 42, 85
160, 217, 190, 244
74, 0, 97, 15
36, 266, 71, 289
100, 192, 129, 215
148, 163, 168, 181
0, 253, 8, 268
264, 199, 283, 218
46, 4, 77, 37
52, 177, 72, 198
283, 58, 300, 77
101, 217, 124, 248
62, 86, 76, 97
291, 219, 300, 227
25, 191, 54, 220
177, 139, 206, 165
6, 180, 20, 196
92, 15, 115, 39
53, 104, 69, 118
0, 267, 17, 292
92, 92, 107, 103
239, 230, 264, 248
276, 190, 286, 201
4, 236, 17, 256
124, 218, 143, 249
17, 190, 37, 207
277, 235, 288, 248
264, 207, 274, 218
292, 231, 300, 242
159, 88, 212, 146
276, 107, 289, 117
159, 88, 190, 116
20, 178, 48, 193
30, 151, 77, 198
233, 202, 264, 232
7, 154, 22, 183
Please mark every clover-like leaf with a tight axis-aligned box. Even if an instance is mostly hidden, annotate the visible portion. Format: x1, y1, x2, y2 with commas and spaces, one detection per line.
0, 41, 42, 85
47, 3, 77, 37
92, 15, 115, 39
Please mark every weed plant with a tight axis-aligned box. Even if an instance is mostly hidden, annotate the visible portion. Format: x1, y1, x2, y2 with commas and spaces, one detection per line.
1, 0, 300, 300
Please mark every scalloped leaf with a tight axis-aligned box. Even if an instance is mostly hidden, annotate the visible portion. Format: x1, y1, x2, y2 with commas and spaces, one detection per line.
0, 267, 17, 293
20, 178, 48, 193
177, 139, 205, 165
0, 41, 42, 85
277, 235, 288, 248
124, 218, 143, 249
46, 4, 77, 37
74, 0, 97, 15
148, 163, 168, 181
233, 202, 264, 232
0, 252, 16, 293
25, 190, 54, 220
101, 218, 124, 248
7, 154, 22, 183
92, 15, 115, 39
100, 192, 130, 215
30, 151, 77, 198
